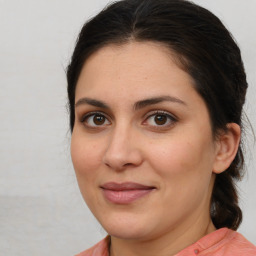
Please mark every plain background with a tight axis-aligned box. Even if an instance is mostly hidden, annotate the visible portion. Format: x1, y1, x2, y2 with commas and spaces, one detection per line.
0, 0, 255, 255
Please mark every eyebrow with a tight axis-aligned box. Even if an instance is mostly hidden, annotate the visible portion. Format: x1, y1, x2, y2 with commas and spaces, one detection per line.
75, 96, 186, 110
75, 98, 110, 109
134, 96, 186, 110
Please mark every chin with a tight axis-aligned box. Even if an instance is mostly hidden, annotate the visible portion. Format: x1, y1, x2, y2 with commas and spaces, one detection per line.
98, 212, 152, 240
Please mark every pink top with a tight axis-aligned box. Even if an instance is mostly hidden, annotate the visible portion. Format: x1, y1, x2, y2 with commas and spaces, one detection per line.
76, 228, 256, 256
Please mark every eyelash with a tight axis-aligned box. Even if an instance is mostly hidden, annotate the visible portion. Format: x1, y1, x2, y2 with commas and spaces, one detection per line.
143, 110, 177, 128
80, 111, 111, 128
80, 110, 177, 130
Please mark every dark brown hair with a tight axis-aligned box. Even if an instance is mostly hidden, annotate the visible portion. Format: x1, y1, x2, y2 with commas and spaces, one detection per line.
67, 0, 248, 230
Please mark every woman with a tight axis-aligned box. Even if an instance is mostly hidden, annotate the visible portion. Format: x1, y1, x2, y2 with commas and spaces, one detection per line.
67, 0, 256, 255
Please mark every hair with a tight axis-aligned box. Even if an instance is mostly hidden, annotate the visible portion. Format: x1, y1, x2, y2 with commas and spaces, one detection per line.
67, 0, 248, 230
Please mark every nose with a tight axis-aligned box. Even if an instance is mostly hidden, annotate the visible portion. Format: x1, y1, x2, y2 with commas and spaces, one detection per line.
102, 124, 143, 171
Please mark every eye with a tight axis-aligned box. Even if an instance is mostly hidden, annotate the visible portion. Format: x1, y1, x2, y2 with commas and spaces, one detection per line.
144, 111, 177, 127
81, 112, 111, 127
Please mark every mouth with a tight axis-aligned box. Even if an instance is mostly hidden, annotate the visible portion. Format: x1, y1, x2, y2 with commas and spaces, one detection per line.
100, 182, 156, 204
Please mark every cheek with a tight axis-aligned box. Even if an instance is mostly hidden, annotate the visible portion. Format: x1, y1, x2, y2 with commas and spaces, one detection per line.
70, 132, 106, 211
71, 133, 102, 183
147, 132, 215, 183
147, 136, 215, 214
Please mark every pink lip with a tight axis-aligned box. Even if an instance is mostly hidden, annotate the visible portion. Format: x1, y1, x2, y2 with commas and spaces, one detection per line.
100, 182, 156, 204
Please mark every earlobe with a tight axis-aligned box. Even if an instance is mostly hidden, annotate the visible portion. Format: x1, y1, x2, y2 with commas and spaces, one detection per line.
213, 123, 241, 174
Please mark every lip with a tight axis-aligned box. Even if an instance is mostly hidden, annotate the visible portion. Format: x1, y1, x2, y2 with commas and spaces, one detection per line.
100, 182, 156, 204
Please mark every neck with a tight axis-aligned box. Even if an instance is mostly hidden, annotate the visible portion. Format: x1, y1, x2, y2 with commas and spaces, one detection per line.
109, 214, 216, 256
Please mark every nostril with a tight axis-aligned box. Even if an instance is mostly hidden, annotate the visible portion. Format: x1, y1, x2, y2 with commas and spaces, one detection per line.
105, 162, 111, 168
104, 161, 135, 170
123, 163, 133, 166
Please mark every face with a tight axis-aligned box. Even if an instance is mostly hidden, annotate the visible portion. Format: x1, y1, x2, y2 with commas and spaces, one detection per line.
71, 42, 219, 241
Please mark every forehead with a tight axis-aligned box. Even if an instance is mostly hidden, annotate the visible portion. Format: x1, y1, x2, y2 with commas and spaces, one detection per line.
75, 41, 196, 99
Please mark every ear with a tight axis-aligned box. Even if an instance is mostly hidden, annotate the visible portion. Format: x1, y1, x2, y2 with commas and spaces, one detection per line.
213, 123, 241, 174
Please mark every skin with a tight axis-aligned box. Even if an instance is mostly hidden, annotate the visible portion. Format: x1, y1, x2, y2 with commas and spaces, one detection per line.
71, 41, 240, 256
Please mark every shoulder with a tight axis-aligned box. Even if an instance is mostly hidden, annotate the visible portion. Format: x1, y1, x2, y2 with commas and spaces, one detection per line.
75, 236, 110, 256
225, 230, 256, 255
177, 228, 256, 256
204, 229, 256, 256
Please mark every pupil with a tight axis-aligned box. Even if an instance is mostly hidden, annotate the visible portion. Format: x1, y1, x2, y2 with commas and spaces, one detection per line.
93, 115, 105, 125
155, 115, 167, 125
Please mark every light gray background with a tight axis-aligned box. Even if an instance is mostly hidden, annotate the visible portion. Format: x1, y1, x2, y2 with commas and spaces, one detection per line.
0, 0, 255, 255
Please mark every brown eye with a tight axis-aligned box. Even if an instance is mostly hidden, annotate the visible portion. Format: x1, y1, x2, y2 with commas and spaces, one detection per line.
154, 114, 167, 125
82, 112, 111, 127
93, 114, 106, 125
144, 111, 177, 128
